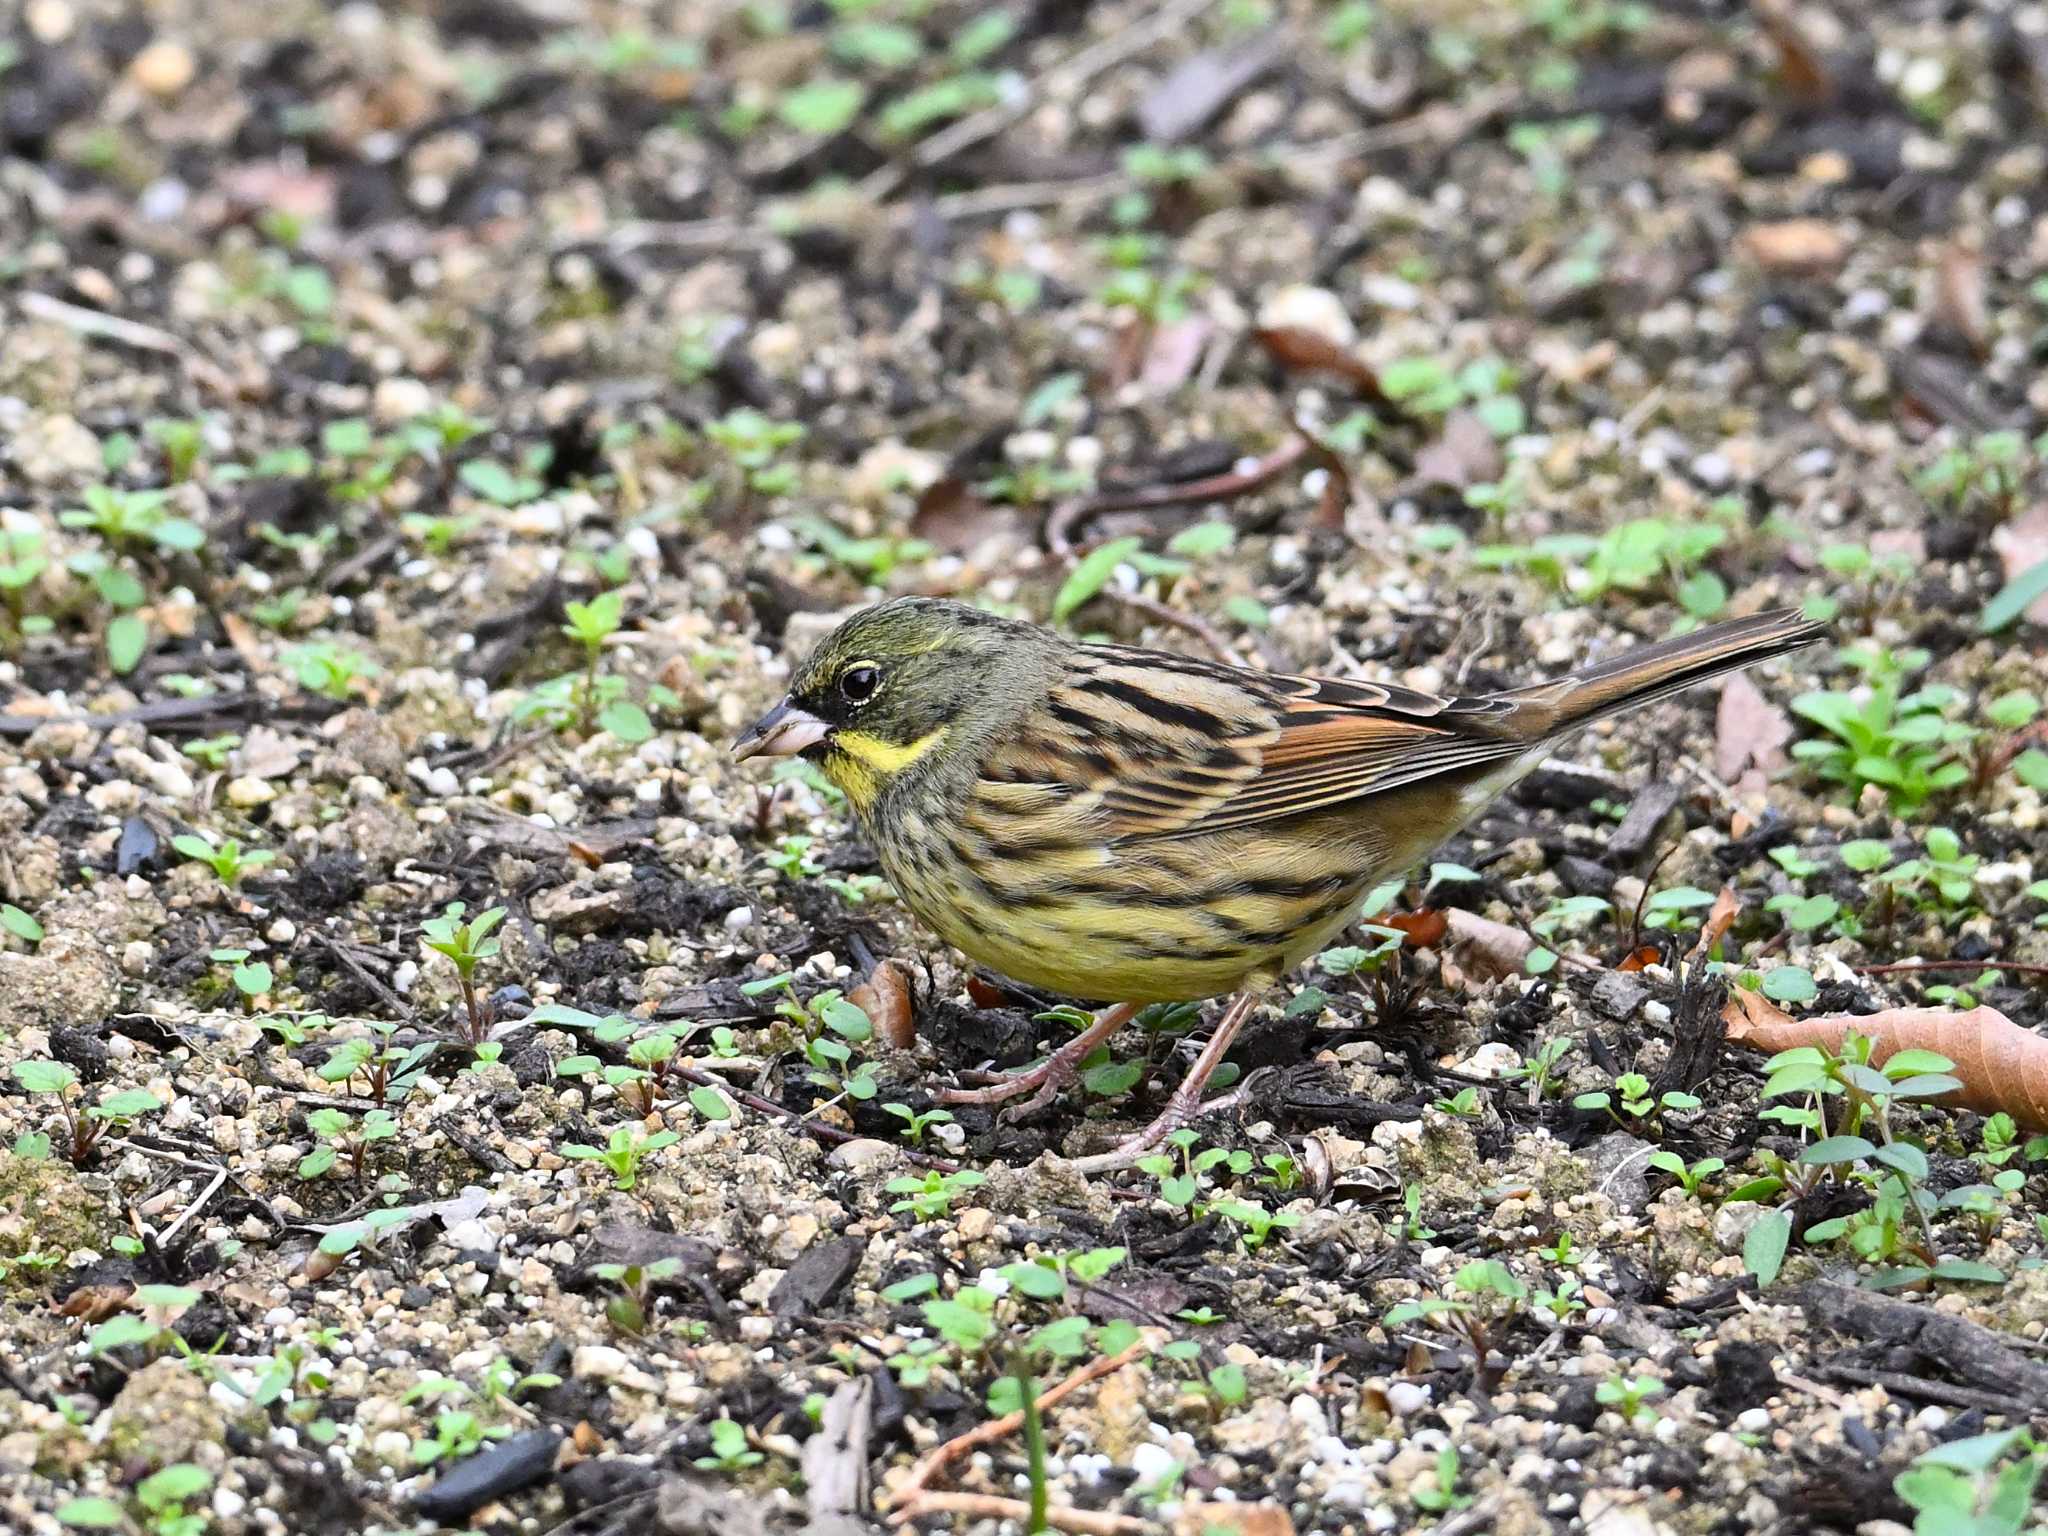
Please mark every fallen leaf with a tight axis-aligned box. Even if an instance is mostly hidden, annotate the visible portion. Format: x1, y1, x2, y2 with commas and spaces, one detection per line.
1407, 409, 1502, 492
53, 1284, 134, 1322
1139, 316, 1212, 396
1724, 991, 2048, 1129
1442, 908, 1535, 980
1688, 886, 1741, 962
1738, 219, 1847, 276
1254, 326, 1383, 399
1380, 909, 1449, 948
1715, 671, 1793, 783
1616, 946, 1661, 973
848, 958, 917, 1051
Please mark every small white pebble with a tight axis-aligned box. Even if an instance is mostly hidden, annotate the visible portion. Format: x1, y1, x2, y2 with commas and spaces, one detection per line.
1735, 1407, 1771, 1433
1387, 1381, 1432, 1416
724, 905, 753, 934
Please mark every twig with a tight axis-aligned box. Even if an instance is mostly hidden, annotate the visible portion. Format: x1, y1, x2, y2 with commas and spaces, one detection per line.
307, 933, 417, 1021
887, 1492, 1152, 1534
1109, 591, 1244, 665
1856, 959, 2048, 978
154, 1165, 228, 1250
886, 1339, 1149, 1512
859, 0, 1220, 201
17, 290, 236, 397
1279, 83, 1520, 163
1046, 436, 1312, 557
930, 172, 1131, 222
1822, 1365, 2033, 1415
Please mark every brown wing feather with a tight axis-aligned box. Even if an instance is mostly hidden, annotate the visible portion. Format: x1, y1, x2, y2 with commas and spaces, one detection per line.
973, 647, 1524, 844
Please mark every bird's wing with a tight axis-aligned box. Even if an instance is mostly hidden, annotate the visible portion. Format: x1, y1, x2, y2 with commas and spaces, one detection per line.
972, 647, 1528, 842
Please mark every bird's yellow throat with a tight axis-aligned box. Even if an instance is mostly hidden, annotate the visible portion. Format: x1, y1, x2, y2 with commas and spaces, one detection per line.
824, 727, 948, 812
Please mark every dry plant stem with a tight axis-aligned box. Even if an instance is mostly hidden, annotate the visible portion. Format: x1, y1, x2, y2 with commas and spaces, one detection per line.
1046, 437, 1313, 558
886, 1339, 1149, 1512
939, 1002, 1140, 1112
888, 1492, 1151, 1535
1070, 991, 1261, 1173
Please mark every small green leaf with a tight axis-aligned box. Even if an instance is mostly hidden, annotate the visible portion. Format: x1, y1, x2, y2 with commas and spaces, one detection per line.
1052, 536, 1143, 624
688, 1086, 732, 1121
778, 78, 866, 135
1760, 966, 1817, 1004
105, 612, 147, 674
1744, 1213, 1789, 1290
1982, 557, 2048, 633
1, 904, 44, 943
1800, 1135, 1877, 1165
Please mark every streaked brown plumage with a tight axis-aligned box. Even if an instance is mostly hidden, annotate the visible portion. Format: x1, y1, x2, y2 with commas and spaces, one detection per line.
735, 598, 1824, 1168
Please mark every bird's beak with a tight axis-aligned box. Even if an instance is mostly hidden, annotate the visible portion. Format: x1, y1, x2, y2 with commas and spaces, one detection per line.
732, 697, 831, 762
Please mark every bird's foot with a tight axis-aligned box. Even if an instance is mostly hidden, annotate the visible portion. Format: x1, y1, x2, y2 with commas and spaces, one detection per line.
1065, 989, 1263, 1173
937, 1002, 1138, 1119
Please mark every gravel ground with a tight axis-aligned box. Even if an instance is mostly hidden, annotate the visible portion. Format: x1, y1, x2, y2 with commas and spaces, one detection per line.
2, 1, 2048, 1533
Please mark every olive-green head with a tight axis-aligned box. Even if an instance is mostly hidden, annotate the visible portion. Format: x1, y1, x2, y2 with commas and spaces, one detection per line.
732, 598, 1047, 809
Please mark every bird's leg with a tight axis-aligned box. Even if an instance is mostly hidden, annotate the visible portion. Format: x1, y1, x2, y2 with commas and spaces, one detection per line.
937, 1002, 1140, 1117
1068, 991, 1260, 1173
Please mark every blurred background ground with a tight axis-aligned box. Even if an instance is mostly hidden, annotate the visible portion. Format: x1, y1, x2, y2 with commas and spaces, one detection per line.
1, 1, 2047, 1533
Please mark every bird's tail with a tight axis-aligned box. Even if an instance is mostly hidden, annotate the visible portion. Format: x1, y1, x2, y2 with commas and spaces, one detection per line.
1495, 607, 1827, 737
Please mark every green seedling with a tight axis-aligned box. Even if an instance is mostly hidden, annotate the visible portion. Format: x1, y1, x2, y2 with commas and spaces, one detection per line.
419, 902, 506, 1043
561, 1123, 681, 1191
11, 1061, 161, 1166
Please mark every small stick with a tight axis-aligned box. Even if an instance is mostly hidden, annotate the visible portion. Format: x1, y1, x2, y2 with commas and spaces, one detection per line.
1857, 959, 2048, 978
1046, 437, 1312, 558
17, 290, 235, 396
154, 1166, 228, 1250
886, 1339, 1148, 1511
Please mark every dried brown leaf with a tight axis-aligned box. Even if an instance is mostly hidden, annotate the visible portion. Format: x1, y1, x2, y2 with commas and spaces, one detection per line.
849, 958, 918, 1050
1724, 991, 2048, 1129
1715, 671, 1793, 783
1254, 326, 1383, 399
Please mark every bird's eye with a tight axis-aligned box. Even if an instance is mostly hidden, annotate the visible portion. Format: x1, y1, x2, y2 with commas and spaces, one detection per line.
839, 664, 881, 706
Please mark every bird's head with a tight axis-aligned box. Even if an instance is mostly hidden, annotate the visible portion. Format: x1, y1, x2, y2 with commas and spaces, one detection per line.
732, 598, 1043, 812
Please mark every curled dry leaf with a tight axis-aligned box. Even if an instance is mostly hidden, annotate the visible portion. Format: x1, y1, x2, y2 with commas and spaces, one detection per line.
1253, 326, 1385, 401
1441, 907, 1535, 980
1616, 946, 1661, 974
53, 1283, 135, 1323
1688, 885, 1741, 962
1723, 990, 2048, 1129
1737, 219, 1848, 276
849, 957, 917, 1050
1379, 909, 1449, 948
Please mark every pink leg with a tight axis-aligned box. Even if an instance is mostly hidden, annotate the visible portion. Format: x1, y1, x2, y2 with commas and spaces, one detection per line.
1069, 992, 1260, 1173
938, 1002, 1140, 1118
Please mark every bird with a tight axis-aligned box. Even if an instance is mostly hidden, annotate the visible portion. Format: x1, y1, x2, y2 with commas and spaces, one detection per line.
733, 597, 1823, 1170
